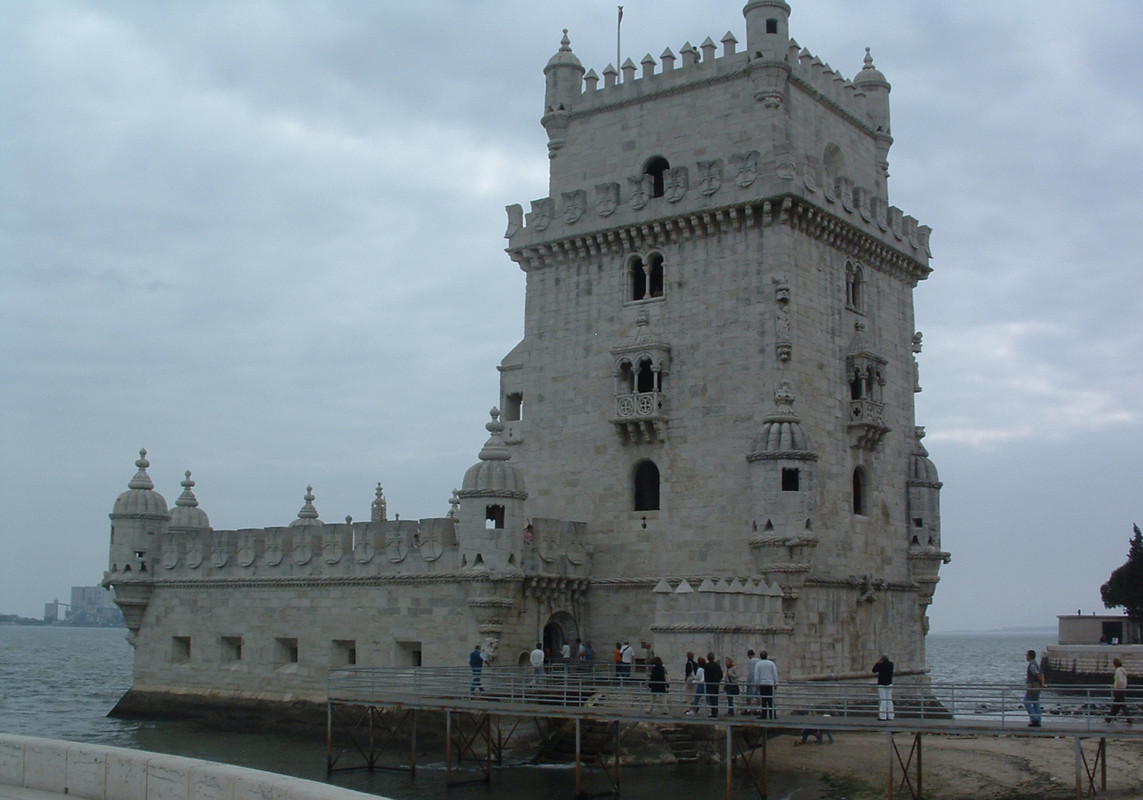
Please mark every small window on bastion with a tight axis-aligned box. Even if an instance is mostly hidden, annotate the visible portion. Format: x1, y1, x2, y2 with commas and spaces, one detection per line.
852, 468, 867, 516
220, 636, 242, 662
485, 505, 505, 529
766, 18, 778, 34
171, 636, 191, 664
781, 468, 800, 491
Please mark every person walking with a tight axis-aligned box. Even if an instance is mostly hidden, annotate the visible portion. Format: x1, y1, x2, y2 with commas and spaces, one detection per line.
704, 651, 723, 718
724, 657, 741, 716
619, 640, 635, 682
745, 649, 761, 714
684, 651, 698, 708
686, 657, 706, 715
529, 642, 545, 687
646, 656, 670, 715
1023, 649, 1044, 727
1107, 657, 1130, 723
753, 650, 779, 720
873, 654, 895, 721
469, 644, 488, 694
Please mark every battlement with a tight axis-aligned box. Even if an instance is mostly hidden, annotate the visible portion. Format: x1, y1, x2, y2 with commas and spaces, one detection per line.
571, 36, 874, 132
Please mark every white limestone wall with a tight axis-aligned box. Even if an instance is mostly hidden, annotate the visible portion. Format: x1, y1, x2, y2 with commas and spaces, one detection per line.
0, 735, 385, 800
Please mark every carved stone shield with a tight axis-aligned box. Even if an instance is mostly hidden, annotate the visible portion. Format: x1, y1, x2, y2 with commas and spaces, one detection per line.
697, 160, 723, 196
731, 151, 760, 187
529, 198, 553, 232
595, 183, 619, 217
664, 167, 688, 203
628, 175, 651, 210
562, 190, 586, 224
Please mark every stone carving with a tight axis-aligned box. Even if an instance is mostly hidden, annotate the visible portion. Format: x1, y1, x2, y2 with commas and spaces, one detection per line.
628, 174, 651, 210
371, 484, 387, 522
773, 275, 792, 362
265, 531, 284, 566
386, 531, 407, 563
504, 204, 523, 238
561, 190, 586, 224
323, 533, 343, 565
293, 534, 313, 566
731, 151, 761, 187
912, 332, 923, 393
162, 534, 178, 569
237, 531, 256, 567
185, 533, 203, 569
664, 166, 688, 203
210, 532, 228, 567
353, 537, 374, 564
528, 198, 553, 232
697, 159, 723, 196
595, 182, 619, 217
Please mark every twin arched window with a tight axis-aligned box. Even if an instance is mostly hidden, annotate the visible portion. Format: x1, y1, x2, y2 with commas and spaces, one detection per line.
629, 253, 664, 302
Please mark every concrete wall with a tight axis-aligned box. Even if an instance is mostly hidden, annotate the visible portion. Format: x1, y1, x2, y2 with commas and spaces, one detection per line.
0, 735, 386, 800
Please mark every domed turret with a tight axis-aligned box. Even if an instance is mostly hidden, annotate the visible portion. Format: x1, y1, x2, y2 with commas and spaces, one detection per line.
462, 409, 526, 495
167, 470, 210, 531
108, 449, 169, 575
112, 449, 169, 518
752, 381, 813, 454
743, 0, 790, 61
542, 30, 585, 156
853, 47, 891, 134
457, 408, 528, 573
290, 485, 324, 527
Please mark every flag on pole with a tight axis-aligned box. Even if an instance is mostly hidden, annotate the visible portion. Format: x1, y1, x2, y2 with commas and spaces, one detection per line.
618, 6, 623, 23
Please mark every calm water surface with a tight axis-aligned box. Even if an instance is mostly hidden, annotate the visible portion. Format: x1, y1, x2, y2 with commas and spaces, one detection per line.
0, 625, 1053, 799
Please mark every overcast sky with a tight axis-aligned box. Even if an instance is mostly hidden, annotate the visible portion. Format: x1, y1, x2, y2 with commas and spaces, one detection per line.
2, 0, 1140, 634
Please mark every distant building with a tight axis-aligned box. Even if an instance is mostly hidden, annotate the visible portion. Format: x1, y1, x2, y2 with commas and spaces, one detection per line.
104, 0, 948, 721
68, 586, 124, 627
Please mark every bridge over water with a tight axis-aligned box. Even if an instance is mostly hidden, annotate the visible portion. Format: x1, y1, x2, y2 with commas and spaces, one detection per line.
326, 665, 1142, 799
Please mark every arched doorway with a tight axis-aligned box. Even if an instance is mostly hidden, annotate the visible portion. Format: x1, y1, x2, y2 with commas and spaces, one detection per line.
543, 610, 578, 663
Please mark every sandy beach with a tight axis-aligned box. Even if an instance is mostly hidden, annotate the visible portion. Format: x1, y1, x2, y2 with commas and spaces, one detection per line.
765, 730, 1143, 799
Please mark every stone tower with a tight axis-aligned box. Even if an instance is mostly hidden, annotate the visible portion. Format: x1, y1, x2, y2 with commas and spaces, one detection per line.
500, 1, 948, 680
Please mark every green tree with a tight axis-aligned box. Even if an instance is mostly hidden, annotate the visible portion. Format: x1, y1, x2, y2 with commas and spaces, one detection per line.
1100, 523, 1143, 626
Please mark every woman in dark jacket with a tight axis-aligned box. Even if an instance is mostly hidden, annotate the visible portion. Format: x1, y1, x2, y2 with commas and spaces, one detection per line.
646, 656, 670, 715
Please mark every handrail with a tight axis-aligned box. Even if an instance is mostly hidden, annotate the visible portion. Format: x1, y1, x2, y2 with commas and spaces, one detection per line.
327, 664, 1140, 734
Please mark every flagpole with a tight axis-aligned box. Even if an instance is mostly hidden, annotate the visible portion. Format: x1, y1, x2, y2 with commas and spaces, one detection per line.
617, 6, 623, 76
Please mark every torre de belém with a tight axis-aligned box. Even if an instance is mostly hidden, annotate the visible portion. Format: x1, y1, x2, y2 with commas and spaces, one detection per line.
104, 1, 950, 720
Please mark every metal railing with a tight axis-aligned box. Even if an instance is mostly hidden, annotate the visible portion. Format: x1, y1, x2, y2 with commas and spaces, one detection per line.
328, 664, 1140, 734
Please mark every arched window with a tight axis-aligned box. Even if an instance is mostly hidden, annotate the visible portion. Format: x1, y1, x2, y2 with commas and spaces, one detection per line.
628, 252, 666, 302
644, 156, 670, 199
633, 460, 660, 511
647, 253, 664, 298
845, 260, 864, 312
852, 467, 867, 515
635, 357, 657, 393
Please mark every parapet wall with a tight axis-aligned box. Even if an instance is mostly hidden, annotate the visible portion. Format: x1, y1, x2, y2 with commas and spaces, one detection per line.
0, 734, 382, 800
575, 35, 872, 128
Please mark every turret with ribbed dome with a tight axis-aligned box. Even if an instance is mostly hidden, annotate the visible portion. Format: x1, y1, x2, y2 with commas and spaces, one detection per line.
457, 408, 528, 574
289, 485, 323, 527
167, 470, 210, 532
542, 29, 584, 158
747, 382, 819, 598
108, 449, 169, 576
907, 427, 949, 611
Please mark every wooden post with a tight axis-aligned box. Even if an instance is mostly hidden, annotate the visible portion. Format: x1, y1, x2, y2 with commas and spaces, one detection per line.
325, 700, 333, 775
887, 731, 895, 800
1100, 737, 1107, 792
410, 709, 417, 778
574, 717, 582, 797
725, 725, 733, 800
1074, 736, 1082, 800
446, 710, 453, 784
916, 733, 922, 799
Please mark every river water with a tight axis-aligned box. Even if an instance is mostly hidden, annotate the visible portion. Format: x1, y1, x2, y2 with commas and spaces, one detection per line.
0, 625, 1053, 799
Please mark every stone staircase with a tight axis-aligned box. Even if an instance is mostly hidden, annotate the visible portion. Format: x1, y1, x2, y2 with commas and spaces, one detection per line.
657, 723, 698, 763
